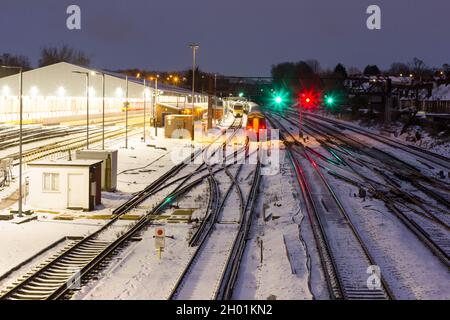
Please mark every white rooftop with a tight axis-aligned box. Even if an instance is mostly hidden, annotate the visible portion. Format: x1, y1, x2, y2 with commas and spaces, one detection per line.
28, 159, 103, 167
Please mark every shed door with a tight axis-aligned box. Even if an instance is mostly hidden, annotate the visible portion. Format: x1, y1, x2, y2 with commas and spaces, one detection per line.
68, 174, 84, 208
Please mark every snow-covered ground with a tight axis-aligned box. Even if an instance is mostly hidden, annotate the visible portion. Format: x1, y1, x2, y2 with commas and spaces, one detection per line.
275, 112, 450, 299
0, 127, 189, 279
232, 150, 320, 300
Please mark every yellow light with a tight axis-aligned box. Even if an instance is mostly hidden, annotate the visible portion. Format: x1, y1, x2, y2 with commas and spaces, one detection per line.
136, 73, 141, 78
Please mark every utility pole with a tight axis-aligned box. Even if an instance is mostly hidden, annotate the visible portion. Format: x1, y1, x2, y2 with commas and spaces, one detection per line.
125, 75, 129, 149
189, 44, 199, 140
1, 66, 23, 216
207, 76, 213, 130
86, 75, 90, 149
384, 78, 392, 129
152, 75, 159, 137
101, 73, 105, 150
72, 71, 90, 149
143, 78, 147, 143
90, 71, 106, 149
214, 73, 217, 126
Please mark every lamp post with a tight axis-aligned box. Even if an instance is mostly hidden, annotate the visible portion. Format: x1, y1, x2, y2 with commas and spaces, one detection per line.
72, 71, 90, 149
91, 71, 106, 149
151, 75, 159, 137
125, 75, 129, 149
143, 78, 147, 143
189, 44, 199, 141
214, 73, 217, 126
2, 65, 23, 216
100, 73, 105, 150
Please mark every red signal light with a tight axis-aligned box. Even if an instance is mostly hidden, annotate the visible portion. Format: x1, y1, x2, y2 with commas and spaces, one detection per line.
299, 90, 319, 110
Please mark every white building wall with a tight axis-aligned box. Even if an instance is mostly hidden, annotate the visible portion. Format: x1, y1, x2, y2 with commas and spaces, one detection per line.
28, 165, 90, 210
0, 62, 208, 122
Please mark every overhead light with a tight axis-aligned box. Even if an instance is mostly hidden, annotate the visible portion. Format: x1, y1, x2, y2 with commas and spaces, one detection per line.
57, 86, 66, 97
30, 86, 39, 97
2, 85, 10, 96
115, 87, 123, 97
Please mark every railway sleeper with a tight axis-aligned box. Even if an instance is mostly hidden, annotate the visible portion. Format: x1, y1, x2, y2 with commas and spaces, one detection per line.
10, 293, 49, 300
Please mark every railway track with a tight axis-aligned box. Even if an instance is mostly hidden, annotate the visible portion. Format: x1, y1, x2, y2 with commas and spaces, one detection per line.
267, 113, 394, 300
303, 111, 450, 171
0, 118, 243, 300
169, 158, 260, 300
0, 112, 149, 164
0, 126, 86, 151
278, 111, 450, 268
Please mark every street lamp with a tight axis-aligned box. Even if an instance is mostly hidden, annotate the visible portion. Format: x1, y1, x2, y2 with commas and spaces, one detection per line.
150, 75, 159, 137
214, 73, 217, 126
125, 75, 129, 149
143, 78, 147, 142
91, 71, 106, 149
189, 44, 199, 141
72, 71, 91, 149
1, 65, 23, 217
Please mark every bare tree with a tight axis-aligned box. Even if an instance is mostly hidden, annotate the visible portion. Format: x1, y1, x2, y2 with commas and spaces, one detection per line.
38, 45, 90, 67
305, 59, 321, 74
389, 62, 410, 76
348, 67, 362, 76
408, 57, 431, 79
0, 53, 31, 70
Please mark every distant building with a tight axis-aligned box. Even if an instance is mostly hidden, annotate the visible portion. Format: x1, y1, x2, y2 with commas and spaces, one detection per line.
423, 84, 450, 114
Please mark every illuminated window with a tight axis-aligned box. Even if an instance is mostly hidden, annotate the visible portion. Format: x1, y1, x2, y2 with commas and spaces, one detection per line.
43, 173, 60, 192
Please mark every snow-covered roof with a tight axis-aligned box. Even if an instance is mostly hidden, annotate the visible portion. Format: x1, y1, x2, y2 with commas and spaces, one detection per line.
28, 159, 103, 167
428, 84, 450, 101
0, 62, 194, 98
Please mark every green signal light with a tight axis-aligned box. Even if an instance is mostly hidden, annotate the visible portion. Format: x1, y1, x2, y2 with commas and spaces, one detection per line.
239, 92, 244, 97
275, 96, 282, 104
164, 196, 173, 204
325, 94, 337, 107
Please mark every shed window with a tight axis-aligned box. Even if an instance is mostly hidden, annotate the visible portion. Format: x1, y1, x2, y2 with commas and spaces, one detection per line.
43, 173, 60, 192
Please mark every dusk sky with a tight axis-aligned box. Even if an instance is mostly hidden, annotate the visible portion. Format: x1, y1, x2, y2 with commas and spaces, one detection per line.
1, 0, 449, 76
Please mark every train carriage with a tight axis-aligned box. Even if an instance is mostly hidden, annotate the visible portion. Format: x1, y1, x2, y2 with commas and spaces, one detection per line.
246, 105, 268, 140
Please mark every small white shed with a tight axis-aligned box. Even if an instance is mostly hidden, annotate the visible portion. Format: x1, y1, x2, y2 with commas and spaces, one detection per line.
28, 159, 103, 211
